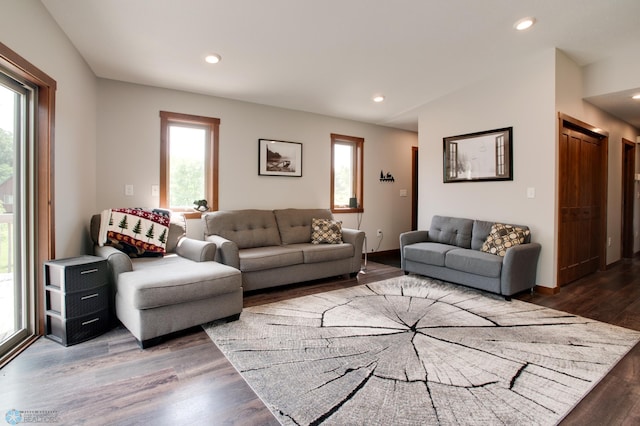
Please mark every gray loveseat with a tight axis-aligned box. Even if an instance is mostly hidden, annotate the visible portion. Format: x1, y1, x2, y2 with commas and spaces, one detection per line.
90, 213, 242, 347
203, 208, 365, 291
400, 215, 541, 298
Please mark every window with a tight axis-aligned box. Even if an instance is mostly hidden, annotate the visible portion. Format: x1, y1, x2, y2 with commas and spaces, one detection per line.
331, 133, 363, 213
159, 111, 219, 212
0, 41, 55, 366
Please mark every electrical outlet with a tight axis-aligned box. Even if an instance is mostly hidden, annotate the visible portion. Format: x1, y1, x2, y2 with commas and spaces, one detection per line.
125, 184, 134, 196
376, 229, 383, 237
151, 185, 159, 197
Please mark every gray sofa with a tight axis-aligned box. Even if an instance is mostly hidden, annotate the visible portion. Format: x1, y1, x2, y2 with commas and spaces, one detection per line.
203, 208, 365, 291
400, 215, 541, 299
90, 213, 242, 348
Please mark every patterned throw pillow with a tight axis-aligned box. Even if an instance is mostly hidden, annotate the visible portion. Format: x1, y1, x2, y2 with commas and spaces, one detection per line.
311, 218, 343, 244
481, 223, 530, 257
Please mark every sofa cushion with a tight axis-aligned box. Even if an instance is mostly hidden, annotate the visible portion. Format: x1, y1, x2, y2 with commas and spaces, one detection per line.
298, 243, 354, 263
311, 218, 343, 244
239, 246, 304, 272
204, 209, 281, 249
274, 208, 333, 244
445, 248, 503, 277
481, 223, 531, 257
403, 242, 456, 266
429, 215, 473, 248
118, 256, 241, 309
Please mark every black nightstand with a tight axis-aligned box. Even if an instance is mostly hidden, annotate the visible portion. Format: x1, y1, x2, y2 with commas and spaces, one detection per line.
44, 255, 111, 346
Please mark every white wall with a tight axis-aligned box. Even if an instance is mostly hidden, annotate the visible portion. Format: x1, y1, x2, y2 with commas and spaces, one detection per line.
1, 0, 98, 257
417, 49, 557, 287
556, 50, 640, 261
582, 42, 640, 98
96, 79, 417, 252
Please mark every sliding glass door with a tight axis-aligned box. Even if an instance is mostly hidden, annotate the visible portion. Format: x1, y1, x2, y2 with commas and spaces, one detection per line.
0, 72, 35, 359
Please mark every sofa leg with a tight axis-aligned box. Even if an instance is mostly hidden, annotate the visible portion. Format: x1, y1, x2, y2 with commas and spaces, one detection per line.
403, 271, 409, 276
224, 313, 241, 322
504, 296, 512, 301
138, 336, 163, 349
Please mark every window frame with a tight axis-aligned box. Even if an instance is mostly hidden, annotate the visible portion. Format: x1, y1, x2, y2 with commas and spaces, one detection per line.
330, 133, 364, 213
0, 41, 56, 365
159, 111, 219, 213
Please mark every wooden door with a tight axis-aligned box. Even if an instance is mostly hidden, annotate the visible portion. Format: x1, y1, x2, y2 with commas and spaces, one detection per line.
622, 139, 635, 258
411, 146, 418, 231
558, 114, 608, 286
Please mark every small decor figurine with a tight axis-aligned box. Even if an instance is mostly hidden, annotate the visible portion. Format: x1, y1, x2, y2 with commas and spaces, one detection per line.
193, 199, 209, 212
379, 170, 395, 182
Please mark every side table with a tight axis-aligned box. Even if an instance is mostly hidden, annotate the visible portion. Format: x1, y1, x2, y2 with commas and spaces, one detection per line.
44, 255, 111, 346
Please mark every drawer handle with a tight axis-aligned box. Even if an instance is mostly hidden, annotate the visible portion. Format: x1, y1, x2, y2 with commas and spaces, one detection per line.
80, 268, 99, 275
81, 293, 99, 300
82, 318, 100, 326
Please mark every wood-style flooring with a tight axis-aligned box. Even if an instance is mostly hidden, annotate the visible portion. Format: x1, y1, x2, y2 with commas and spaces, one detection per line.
0, 258, 638, 425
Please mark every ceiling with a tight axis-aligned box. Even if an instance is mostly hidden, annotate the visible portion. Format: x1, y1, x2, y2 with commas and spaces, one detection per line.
41, 0, 640, 132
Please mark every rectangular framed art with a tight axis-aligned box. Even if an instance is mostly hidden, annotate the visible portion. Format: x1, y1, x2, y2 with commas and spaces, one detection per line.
258, 139, 303, 177
443, 127, 513, 183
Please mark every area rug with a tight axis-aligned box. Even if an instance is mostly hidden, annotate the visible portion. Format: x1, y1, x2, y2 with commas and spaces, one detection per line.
203, 275, 640, 425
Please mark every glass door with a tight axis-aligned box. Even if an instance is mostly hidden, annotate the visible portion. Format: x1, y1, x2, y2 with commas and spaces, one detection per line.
0, 73, 34, 359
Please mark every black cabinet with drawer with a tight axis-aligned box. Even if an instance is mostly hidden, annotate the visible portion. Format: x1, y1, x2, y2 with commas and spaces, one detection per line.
44, 255, 111, 346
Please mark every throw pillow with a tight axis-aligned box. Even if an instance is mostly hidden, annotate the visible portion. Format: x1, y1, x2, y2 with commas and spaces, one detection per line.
99, 208, 171, 258
311, 218, 343, 244
481, 223, 530, 257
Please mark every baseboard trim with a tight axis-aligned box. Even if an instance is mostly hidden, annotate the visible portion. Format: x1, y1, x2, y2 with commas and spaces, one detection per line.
535, 285, 560, 295
367, 249, 400, 260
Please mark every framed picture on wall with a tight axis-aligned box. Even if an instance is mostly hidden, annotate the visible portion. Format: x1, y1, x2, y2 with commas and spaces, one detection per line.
258, 139, 303, 177
443, 127, 513, 183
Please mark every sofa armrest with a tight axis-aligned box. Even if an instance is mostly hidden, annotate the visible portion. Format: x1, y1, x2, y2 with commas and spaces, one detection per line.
205, 235, 240, 269
175, 237, 217, 262
93, 244, 133, 284
399, 230, 430, 247
342, 228, 366, 273
500, 242, 542, 296
342, 228, 364, 246
399, 230, 430, 270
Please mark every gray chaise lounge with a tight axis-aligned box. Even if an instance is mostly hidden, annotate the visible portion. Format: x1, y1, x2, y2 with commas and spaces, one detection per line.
90, 214, 242, 348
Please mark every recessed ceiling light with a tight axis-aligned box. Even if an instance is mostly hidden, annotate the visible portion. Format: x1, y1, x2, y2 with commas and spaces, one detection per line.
514, 17, 536, 31
373, 95, 385, 103
205, 54, 222, 64
632, 94, 640, 100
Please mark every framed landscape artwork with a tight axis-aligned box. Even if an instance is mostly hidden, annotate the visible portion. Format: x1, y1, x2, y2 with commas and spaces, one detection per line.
443, 127, 513, 183
259, 139, 303, 177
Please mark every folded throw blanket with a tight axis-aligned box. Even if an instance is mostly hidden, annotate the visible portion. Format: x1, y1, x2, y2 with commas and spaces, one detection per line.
98, 208, 170, 257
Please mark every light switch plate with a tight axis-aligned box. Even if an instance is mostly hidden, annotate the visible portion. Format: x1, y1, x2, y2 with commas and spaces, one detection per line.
151, 185, 159, 197
125, 184, 134, 196
526, 187, 535, 198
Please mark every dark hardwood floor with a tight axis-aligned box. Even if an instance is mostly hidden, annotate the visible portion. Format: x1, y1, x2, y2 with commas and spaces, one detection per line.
1, 257, 638, 425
